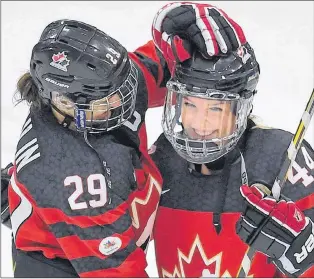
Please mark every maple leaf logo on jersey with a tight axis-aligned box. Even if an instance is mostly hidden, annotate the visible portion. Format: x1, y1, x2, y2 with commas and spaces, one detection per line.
129, 174, 162, 247
161, 235, 233, 278
160, 234, 256, 278
50, 51, 70, 72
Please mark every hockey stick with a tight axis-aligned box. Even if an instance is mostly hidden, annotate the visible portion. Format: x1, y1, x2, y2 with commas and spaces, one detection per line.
272, 88, 314, 200
237, 89, 314, 277
248, 88, 314, 240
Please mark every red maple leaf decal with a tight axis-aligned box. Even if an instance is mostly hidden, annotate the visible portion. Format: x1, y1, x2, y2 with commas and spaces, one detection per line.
52, 53, 65, 62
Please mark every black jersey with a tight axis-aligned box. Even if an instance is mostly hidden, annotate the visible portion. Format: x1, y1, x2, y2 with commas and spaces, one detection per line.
8, 40, 166, 277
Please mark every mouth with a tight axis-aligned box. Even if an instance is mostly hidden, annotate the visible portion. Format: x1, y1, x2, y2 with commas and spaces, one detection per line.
191, 129, 217, 139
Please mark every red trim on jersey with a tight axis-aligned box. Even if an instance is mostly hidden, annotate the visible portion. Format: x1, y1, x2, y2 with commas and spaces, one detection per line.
134, 40, 164, 86
58, 226, 135, 260
128, 123, 163, 244
79, 248, 148, 278
296, 193, 314, 212
138, 122, 148, 154
299, 264, 314, 278
13, 172, 129, 228
38, 202, 129, 227
8, 165, 15, 176
129, 41, 167, 108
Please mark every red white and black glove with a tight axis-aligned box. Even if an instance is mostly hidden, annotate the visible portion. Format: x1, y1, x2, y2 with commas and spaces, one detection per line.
236, 184, 314, 277
152, 2, 247, 71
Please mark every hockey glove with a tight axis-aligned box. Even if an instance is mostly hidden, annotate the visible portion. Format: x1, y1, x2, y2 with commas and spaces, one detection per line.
236, 184, 314, 277
1, 162, 13, 228
152, 2, 247, 71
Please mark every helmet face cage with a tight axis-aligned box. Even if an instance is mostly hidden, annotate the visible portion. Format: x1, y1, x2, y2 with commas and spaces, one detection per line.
162, 81, 254, 164
52, 60, 138, 133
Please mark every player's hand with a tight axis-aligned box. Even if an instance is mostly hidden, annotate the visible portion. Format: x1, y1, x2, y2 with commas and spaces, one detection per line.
1, 163, 14, 228
236, 184, 314, 277
152, 2, 247, 71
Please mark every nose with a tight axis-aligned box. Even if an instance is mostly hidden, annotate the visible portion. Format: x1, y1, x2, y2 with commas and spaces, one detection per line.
191, 110, 212, 131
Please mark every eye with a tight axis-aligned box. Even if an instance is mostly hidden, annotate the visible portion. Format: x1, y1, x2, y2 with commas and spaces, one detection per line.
209, 107, 223, 112
184, 102, 196, 108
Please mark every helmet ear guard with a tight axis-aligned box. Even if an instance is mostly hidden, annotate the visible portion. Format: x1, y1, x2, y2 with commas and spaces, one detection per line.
162, 44, 259, 164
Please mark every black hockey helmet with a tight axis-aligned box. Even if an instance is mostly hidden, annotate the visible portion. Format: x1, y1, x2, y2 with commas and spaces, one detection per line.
173, 42, 260, 96
162, 43, 260, 163
30, 19, 138, 133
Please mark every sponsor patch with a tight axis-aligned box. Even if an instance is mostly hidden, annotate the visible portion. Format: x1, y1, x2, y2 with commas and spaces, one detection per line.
99, 236, 122, 255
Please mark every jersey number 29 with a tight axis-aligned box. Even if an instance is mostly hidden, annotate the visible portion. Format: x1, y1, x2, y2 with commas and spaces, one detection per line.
64, 174, 107, 210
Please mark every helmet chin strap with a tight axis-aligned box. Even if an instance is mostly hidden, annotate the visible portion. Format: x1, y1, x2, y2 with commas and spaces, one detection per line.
197, 123, 249, 172
204, 155, 228, 171
50, 103, 75, 129
193, 145, 239, 172
196, 147, 248, 235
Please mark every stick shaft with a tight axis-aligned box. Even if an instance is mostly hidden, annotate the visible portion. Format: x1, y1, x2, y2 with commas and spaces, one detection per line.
272, 89, 314, 200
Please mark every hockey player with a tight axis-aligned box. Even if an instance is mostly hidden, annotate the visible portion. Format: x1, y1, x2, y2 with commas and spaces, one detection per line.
4, 19, 164, 278
149, 43, 314, 277
1, 2, 246, 277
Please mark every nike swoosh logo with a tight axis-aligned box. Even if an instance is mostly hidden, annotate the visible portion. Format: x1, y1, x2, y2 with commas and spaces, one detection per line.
161, 189, 170, 195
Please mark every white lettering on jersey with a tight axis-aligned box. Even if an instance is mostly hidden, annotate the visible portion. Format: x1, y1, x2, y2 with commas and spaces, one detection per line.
288, 161, 314, 187
302, 146, 314, 170
287, 145, 314, 187
65, 174, 108, 210
15, 117, 40, 173
123, 110, 141, 132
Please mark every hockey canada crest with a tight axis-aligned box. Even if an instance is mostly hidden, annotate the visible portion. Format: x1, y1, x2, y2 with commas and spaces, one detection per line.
50, 51, 70, 72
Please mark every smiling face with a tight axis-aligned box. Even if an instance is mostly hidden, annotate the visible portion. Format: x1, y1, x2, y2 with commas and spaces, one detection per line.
181, 96, 237, 140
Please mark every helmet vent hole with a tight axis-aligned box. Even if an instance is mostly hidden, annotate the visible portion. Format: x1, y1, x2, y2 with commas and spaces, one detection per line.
83, 85, 95, 89
99, 86, 110, 90
67, 24, 78, 29
84, 89, 95, 93
59, 39, 69, 44
87, 63, 96, 70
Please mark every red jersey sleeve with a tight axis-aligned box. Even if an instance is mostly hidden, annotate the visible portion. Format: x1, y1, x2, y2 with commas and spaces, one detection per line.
129, 40, 170, 108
